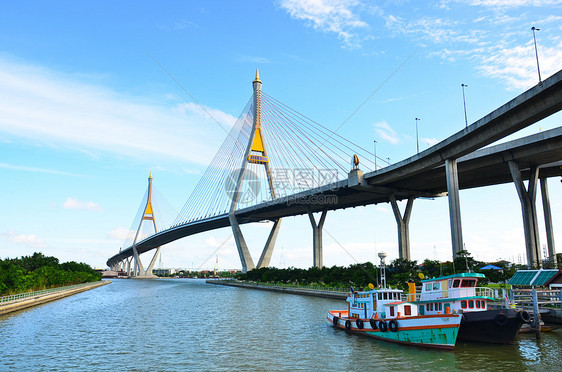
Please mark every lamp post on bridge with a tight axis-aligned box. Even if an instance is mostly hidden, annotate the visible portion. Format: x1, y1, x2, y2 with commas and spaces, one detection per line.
374, 139, 377, 170
415, 117, 420, 154
531, 26, 542, 84
461, 84, 468, 127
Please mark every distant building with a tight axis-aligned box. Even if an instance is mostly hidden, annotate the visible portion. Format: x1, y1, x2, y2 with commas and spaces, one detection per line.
153, 268, 177, 276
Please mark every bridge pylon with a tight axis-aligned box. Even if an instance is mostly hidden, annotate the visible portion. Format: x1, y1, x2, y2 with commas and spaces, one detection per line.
129, 172, 162, 278
228, 69, 283, 273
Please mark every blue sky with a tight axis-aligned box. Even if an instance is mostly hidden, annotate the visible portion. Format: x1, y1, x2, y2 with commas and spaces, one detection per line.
0, 0, 561, 270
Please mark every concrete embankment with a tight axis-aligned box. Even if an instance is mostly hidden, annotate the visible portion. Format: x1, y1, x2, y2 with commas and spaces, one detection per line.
0, 281, 110, 316
206, 280, 347, 300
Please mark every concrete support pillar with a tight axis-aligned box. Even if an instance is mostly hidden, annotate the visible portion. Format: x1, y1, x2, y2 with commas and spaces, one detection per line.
308, 208, 327, 268
257, 219, 283, 268
126, 257, 131, 276
445, 159, 464, 258
142, 247, 161, 277
132, 246, 145, 277
508, 161, 541, 268
540, 178, 557, 268
229, 214, 256, 273
389, 195, 414, 261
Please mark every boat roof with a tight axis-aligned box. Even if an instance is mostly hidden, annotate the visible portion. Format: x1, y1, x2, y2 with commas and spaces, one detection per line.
386, 301, 409, 306
421, 272, 485, 283
354, 288, 402, 294
508, 269, 561, 286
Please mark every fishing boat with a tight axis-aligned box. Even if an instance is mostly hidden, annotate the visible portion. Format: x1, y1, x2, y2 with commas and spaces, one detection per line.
415, 273, 531, 344
327, 285, 462, 350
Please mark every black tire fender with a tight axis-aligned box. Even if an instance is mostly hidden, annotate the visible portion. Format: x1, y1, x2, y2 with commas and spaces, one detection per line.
378, 320, 388, 332
332, 316, 339, 326
345, 320, 351, 330
356, 319, 364, 329
495, 313, 508, 326
369, 318, 378, 330
517, 310, 531, 324
388, 319, 399, 332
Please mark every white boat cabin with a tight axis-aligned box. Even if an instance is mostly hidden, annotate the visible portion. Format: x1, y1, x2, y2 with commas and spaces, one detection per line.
417, 273, 495, 315
347, 288, 419, 320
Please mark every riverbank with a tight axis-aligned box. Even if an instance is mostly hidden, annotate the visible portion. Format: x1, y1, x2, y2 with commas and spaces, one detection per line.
206, 279, 347, 299
0, 280, 110, 316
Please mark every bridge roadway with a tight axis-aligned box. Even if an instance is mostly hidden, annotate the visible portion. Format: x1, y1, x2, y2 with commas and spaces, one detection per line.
107, 70, 562, 268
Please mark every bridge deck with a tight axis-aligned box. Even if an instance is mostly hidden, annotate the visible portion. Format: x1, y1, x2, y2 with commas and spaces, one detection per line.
107, 70, 562, 268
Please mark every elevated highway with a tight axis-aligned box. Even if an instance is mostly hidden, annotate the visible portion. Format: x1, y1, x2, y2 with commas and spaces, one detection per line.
108, 69, 562, 270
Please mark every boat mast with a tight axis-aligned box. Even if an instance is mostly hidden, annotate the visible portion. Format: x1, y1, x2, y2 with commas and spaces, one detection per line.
378, 252, 387, 289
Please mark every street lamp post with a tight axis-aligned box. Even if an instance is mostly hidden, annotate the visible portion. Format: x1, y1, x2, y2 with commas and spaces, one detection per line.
373, 139, 377, 170
415, 117, 420, 154
461, 84, 468, 127
531, 26, 542, 84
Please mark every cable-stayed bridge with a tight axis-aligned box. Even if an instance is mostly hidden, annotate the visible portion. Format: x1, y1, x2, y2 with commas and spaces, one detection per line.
108, 69, 562, 276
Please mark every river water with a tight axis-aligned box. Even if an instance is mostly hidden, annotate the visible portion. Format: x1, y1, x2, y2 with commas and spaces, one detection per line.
0, 279, 560, 371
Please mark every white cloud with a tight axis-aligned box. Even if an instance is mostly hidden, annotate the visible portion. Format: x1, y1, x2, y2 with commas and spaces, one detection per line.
278, 0, 370, 48
374, 120, 399, 144
0, 162, 85, 177
106, 227, 133, 241
0, 58, 237, 167
450, 0, 562, 8
2, 231, 47, 249
385, 15, 486, 45
421, 137, 440, 148
63, 197, 102, 212
235, 55, 273, 64
476, 39, 562, 90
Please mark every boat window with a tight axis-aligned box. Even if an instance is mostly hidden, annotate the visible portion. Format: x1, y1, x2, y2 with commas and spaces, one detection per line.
378, 293, 382, 300
389, 307, 395, 317
433, 282, 440, 290
461, 279, 476, 287
425, 283, 432, 291
481, 301, 486, 309
448, 279, 452, 288
476, 301, 480, 309
461, 300, 467, 309
453, 279, 460, 288
404, 305, 411, 316
429, 303, 433, 311
468, 300, 474, 309
384, 293, 388, 300
438, 303, 442, 311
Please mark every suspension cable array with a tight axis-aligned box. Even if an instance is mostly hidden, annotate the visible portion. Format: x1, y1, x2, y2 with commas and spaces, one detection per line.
172, 89, 375, 227
121, 182, 177, 251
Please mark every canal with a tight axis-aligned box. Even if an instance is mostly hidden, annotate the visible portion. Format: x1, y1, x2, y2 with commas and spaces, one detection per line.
0, 279, 560, 371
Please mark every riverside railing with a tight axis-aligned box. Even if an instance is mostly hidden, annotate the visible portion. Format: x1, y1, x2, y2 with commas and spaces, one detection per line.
225, 280, 348, 293
403, 287, 498, 302
0, 281, 102, 304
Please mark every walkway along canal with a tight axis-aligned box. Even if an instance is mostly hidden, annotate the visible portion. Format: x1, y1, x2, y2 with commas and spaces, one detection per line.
0, 280, 110, 315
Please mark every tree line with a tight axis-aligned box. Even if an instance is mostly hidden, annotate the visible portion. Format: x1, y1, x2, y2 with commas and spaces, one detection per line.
236, 251, 535, 290
0, 252, 101, 296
